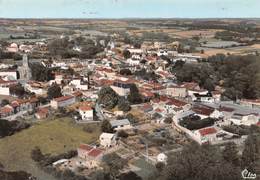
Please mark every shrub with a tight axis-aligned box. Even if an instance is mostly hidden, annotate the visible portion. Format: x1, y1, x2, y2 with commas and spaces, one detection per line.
117, 130, 128, 138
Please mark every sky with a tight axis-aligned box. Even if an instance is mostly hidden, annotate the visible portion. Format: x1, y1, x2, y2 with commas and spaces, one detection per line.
0, 0, 259, 19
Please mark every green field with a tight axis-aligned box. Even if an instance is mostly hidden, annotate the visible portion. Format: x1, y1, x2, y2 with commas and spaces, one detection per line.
0, 118, 100, 180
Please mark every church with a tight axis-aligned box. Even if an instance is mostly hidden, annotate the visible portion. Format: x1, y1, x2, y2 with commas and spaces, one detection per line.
18, 54, 32, 82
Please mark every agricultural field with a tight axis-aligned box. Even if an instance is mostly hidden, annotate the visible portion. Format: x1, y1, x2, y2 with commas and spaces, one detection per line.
0, 118, 100, 180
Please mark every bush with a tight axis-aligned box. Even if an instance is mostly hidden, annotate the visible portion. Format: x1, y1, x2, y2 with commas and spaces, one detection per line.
164, 117, 173, 124
118, 98, 131, 112
101, 120, 114, 133
31, 147, 44, 162
180, 116, 215, 130
117, 130, 128, 138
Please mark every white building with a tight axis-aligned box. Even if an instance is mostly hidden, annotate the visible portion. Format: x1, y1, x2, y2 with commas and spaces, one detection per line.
110, 119, 132, 131
157, 153, 167, 163
163, 86, 187, 98
99, 133, 117, 147
229, 113, 259, 126
0, 70, 17, 80
24, 82, 47, 95
69, 79, 88, 91
78, 105, 93, 121
6, 43, 19, 53
0, 79, 17, 96
127, 58, 140, 66
50, 95, 75, 109
110, 79, 132, 97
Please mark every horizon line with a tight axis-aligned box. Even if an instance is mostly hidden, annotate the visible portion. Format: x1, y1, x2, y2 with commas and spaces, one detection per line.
1, 17, 260, 20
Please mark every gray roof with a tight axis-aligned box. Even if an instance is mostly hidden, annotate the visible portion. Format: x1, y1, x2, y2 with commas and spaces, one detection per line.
110, 119, 130, 127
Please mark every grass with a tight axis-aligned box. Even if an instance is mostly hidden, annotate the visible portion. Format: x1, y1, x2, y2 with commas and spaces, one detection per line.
0, 117, 101, 180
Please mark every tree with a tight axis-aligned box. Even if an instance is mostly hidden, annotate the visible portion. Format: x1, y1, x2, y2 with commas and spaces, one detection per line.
9, 84, 25, 97
47, 84, 62, 99
164, 117, 173, 124
117, 98, 131, 112
117, 130, 128, 138
127, 84, 143, 104
119, 69, 132, 76
241, 133, 260, 172
31, 146, 44, 162
123, 49, 131, 59
119, 171, 142, 180
160, 142, 241, 180
1, 99, 9, 107
222, 142, 240, 166
97, 86, 119, 109
103, 153, 127, 179
101, 120, 113, 133
30, 63, 53, 82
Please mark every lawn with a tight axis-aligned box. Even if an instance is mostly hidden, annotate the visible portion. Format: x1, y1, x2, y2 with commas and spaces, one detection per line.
0, 118, 101, 180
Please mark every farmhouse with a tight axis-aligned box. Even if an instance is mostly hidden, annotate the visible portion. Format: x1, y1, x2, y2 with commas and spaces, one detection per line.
77, 144, 103, 169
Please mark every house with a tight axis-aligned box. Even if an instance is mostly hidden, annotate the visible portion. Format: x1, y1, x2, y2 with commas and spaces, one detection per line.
194, 127, 218, 145
193, 92, 214, 103
78, 105, 94, 122
157, 153, 167, 163
69, 79, 88, 91
240, 99, 260, 108
0, 79, 18, 96
141, 103, 153, 113
126, 58, 140, 66
163, 86, 187, 98
77, 144, 103, 169
192, 105, 215, 119
229, 113, 259, 126
6, 43, 19, 53
11, 98, 39, 112
0, 105, 14, 118
110, 79, 132, 97
164, 98, 190, 114
110, 119, 132, 131
72, 91, 83, 102
50, 95, 75, 109
0, 70, 18, 80
99, 133, 117, 147
35, 107, 49, 119
24, 81, 47, 95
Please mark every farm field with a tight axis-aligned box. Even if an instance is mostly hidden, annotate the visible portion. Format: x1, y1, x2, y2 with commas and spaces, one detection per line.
0, 118, 100, 180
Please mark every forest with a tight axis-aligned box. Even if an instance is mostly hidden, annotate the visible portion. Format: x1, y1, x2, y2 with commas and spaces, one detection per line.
172, 54, 260, 100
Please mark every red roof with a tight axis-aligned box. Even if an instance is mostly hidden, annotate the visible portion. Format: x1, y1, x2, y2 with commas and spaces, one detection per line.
0, 106, 13, 114
72, 91, 83, 97
11, 101, 19, 108
181, 82, 200, 90
79, 105, 92, 111
218, 106, 234, 112
79, 144, 93, 152
192, 106, 214, 116
88, 148, 103, 158
166, 98, 187, 107
54, 95, 74, 102
199, 127, 217, 136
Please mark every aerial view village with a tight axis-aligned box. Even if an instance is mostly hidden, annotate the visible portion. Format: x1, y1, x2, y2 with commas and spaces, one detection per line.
0, 1, 260, 180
